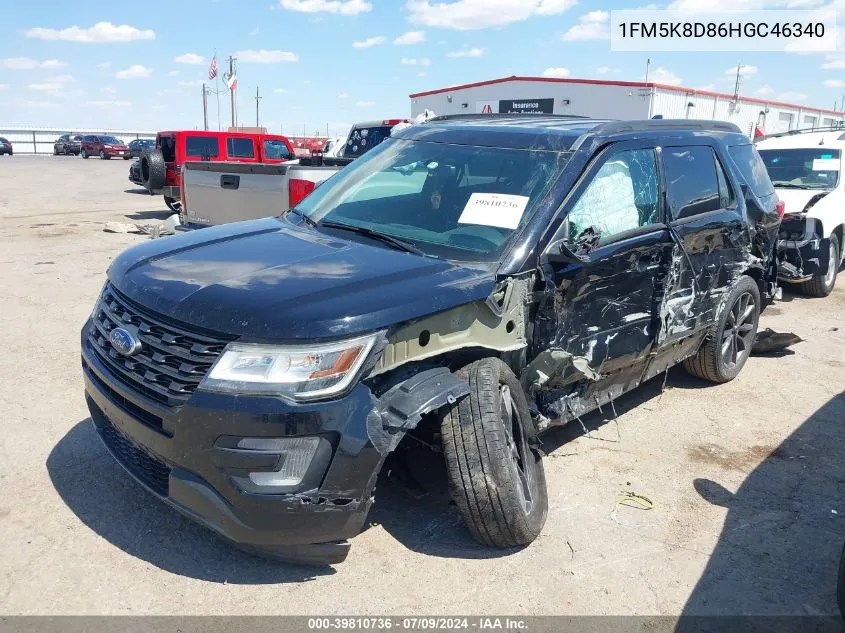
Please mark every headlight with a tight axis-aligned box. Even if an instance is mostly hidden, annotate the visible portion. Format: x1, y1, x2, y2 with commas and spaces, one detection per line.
200, 333, 380, 399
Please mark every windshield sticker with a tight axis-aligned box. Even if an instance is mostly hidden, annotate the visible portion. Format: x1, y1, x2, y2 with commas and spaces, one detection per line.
458, 193, 530, 230
812, 158, 840, 171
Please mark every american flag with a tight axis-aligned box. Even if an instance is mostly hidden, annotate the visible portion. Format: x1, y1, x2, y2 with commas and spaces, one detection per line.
208, 55, 218, 80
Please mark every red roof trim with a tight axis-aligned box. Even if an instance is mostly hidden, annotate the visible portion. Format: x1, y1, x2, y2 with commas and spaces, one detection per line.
409, 75, 843, 118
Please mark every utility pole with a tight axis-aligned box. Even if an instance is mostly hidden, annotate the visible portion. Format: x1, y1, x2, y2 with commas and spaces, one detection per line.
202, 83, 209, 131
644, 57, 651, 83
255, 86, 262, 128
224, 55, 237, 129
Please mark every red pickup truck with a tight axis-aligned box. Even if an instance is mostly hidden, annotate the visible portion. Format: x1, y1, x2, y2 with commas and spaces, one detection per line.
130, 130, 295, 212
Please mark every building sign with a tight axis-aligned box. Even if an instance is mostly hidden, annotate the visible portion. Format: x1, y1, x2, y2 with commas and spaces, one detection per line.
476, 101, 497, 114
498, 98, 554, 114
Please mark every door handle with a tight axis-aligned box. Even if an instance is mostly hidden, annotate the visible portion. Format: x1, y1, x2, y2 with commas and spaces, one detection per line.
220, 174, 240, 190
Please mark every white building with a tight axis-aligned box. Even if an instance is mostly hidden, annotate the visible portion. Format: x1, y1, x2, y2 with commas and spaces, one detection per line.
409, 76, 843, 137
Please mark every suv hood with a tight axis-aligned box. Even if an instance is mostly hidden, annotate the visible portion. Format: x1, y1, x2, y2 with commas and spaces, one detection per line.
774, 188, 832, 215
108, 217, 497, 340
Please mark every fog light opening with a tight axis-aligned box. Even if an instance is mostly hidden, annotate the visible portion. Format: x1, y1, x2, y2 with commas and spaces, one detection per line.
237, 436, 321, 487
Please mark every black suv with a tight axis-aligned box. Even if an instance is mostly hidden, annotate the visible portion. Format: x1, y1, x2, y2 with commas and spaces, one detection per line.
81, 116, 781, 564
54, 134, 82, 155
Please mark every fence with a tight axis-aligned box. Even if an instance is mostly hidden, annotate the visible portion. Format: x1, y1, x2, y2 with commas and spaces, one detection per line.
0, 127, 157, 154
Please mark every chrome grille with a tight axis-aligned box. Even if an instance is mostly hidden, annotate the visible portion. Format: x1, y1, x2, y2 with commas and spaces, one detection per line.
87, 284, 231, 406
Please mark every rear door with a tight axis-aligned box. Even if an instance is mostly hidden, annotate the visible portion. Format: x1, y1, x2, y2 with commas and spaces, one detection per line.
538, 142, 673, 418
655, 144, 748, 350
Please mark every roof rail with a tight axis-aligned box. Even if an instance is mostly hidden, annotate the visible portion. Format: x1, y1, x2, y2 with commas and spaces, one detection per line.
756, 124, 845, 142
426, 113, 590, 122
591, 119, 742, 135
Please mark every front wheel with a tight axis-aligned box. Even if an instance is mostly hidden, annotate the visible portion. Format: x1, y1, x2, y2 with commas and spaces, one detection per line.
684, 275, 760, 383
800, 234, 839, 298
81, 149, 89, 159
440, 358, 548, 548
164, 196, 182, 213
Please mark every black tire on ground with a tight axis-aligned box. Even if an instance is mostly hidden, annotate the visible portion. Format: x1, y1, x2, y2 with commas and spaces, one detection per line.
800, 233, 839, 298
164, 196, 182, 213
684, 275, 761, 384
53, 146, 58, 155
99, 150, 107, 160
440, 357, 548, 548
140, 149, 166, 191
81, 149, 89, 159
123, 155, 131, 160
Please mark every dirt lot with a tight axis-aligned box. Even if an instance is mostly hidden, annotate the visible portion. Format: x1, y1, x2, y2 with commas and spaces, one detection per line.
1, 155, 844, 616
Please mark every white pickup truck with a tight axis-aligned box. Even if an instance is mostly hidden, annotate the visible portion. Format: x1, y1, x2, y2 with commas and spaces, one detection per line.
179, 158, 346, 228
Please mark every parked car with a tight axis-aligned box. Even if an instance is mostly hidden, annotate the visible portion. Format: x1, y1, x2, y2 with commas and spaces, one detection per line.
130, 130, 295, 213
338, 119, 409, 159
0, 137, 12, 156
81, 115, 780, 565
128, 139, 154, 158
321, 136, 346, 158
80, 135, 131, 160
756, 128, 845, 297
54, 134, 83, 156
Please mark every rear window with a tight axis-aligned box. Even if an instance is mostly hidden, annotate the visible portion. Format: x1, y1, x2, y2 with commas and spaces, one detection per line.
343, 126, 393, 158
159, 136, 176, 162
185, 135, 219, 159
226, 137, 255, 158
756, 147, 841, 190
0, 138, 7, 143
99, 136, 120, 144
729, 144, 776, 197
264, 139, 293, 160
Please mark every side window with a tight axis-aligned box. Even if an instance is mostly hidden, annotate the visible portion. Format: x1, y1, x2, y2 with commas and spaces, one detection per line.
227, 137, 255, 158
714, 154, 736, 209
567, 148, 660, 242
263, 140, 293, 160
663, 146, 721, 220
185, 136, 219, 158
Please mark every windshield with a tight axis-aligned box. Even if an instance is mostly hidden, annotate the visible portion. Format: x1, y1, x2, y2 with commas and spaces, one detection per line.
296, 138, 569, 261
758, 148, 841, 190
99, 136, 121, 144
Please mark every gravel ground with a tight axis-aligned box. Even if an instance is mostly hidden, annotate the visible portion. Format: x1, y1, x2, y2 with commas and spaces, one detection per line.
1, 155, 844, 616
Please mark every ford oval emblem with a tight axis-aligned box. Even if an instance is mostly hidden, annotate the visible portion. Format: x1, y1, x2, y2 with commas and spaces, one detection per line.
109, 327, 142, 357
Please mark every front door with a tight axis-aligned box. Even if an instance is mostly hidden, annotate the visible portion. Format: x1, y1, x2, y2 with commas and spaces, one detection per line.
533, 143, 673, 421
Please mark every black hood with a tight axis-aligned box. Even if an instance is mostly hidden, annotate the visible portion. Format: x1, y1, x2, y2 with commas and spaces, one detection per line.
108, 217, 496, 340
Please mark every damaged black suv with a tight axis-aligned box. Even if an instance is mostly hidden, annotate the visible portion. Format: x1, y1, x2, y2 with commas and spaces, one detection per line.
81, 115, 781, 564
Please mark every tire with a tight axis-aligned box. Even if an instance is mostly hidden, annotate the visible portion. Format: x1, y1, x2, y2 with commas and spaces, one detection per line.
140, 149, 166, 191
440, 357, 548, 548
800, 234, 839, 298
123, 155, 131, 160
99, 150, 107, 160
164, 196, 182, 213
684, 275, 761, 383
53, 146, 58, 156
81, 149, 89, 159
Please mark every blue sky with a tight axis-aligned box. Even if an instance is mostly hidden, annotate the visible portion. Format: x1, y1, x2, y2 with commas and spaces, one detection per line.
1, 0, 844, 135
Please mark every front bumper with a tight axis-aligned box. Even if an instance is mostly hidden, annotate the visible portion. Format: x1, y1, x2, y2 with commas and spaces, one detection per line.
777, 216, 831, 283
81, 323, 386, 564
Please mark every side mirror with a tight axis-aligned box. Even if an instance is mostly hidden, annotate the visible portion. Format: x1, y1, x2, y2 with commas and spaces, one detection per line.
545, 238, 590, 264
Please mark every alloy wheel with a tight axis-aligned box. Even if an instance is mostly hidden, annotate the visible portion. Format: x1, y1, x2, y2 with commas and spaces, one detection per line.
499, 384, 534, 515
825, 242, 837, 287
721, 291, 757, 370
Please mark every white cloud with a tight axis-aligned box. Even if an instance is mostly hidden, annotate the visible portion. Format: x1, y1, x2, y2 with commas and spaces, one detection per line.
29, 82, 65, 93
446, 47, 484, 57
694, 83, 717, 91
405, 0, 577, 31
86, 100, 131, 107
401, 57, 418, 65
418, 71, 427, 77
235, 49, 299, 62
724, 64, 758, 76
175, 53, 206, 64
394, 30, 426, 45
824, 79, 845, 88
649, 67, 682, 85
755, 84, 774, 96
356, 100, 376, 106
542, 67, 570, 78
353, 36, 385, 48
116, 64, 152, 79
97, 62, 111, 69
1, 57, 66, 70
0, 84, 8, 91
596, 66, 621, 74
822, 59, 845, 70
250, 26, 260, 36
167, 70, 179, 77
562, 10, 610, 41
274, 88, 288, 93
101, 86, 117, 94
668, 0, 815, 7
25, 22, 155, 43
280, 0, 372, 15
776, 91, 807, 102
